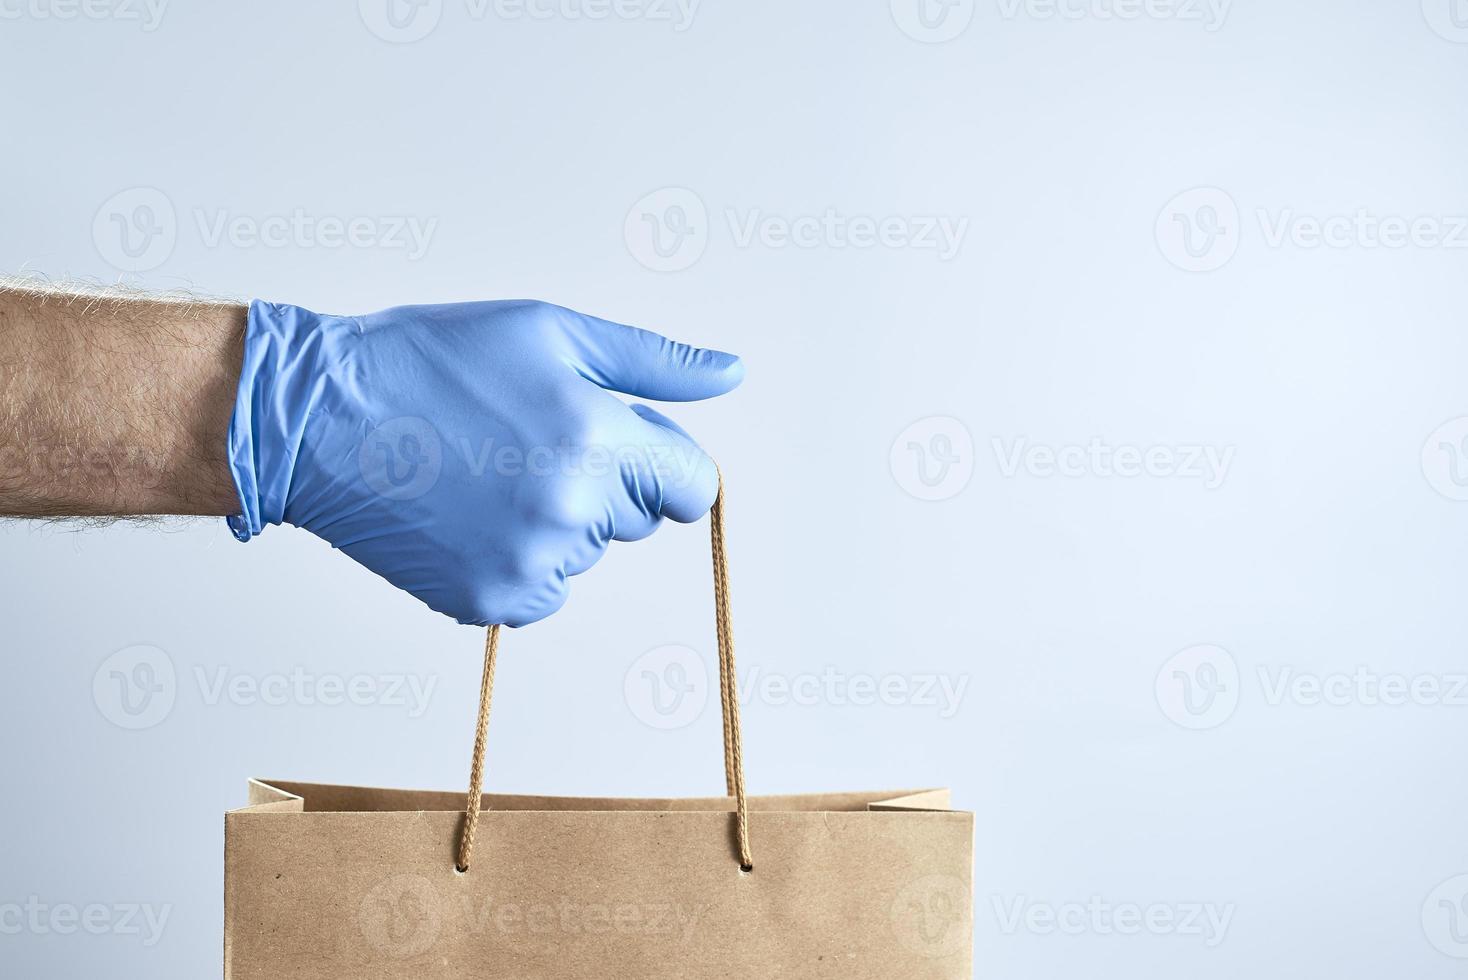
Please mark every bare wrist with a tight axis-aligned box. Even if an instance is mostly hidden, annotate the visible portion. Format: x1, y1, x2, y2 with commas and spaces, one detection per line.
0, 283, 246, 518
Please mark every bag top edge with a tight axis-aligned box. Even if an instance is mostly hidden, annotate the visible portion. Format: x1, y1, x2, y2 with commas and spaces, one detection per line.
232, 779, 961, 815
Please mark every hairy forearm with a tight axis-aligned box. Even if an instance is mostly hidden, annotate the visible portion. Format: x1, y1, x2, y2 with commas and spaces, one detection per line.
0, 280, 244, 517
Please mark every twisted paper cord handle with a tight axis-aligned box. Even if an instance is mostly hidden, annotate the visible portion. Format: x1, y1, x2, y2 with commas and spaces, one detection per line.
456, 474, 753, 873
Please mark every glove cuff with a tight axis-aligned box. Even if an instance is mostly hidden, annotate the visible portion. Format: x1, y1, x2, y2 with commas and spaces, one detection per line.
226, 300, 337, 541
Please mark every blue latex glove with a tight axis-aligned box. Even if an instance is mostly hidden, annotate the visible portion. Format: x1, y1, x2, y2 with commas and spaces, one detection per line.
226, 299, 742, 627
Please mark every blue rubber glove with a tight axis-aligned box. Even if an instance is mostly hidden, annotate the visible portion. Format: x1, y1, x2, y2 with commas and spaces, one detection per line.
226, 299, 743, 627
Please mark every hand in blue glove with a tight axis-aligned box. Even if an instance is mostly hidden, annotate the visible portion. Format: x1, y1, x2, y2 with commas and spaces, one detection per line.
226, 299, 742, 627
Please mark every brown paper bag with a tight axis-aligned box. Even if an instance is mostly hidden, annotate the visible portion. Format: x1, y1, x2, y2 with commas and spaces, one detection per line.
223, 484, 975, 978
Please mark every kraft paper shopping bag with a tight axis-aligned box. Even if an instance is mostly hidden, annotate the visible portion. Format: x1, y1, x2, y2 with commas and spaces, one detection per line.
223, 481, 974, 978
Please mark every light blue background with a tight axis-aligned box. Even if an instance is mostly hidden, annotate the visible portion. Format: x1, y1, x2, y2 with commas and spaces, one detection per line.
3, 1, 1468, 977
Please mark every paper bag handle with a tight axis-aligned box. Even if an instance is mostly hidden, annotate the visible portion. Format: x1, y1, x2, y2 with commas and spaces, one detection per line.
455, 471, 754, 874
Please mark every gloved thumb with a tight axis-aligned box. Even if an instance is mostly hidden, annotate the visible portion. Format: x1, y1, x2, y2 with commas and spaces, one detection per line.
628, 403, 721, 523
560, 309, 745, 402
